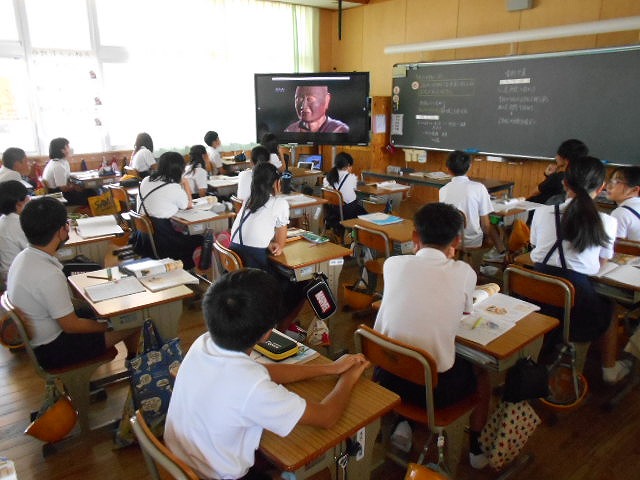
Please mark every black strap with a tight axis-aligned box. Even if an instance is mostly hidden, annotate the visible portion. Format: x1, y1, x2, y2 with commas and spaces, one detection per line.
331, 173, 350, 204
541, 204, 567, 269
137, 181, 171, 216
231, 207, 252, 246
622, 205, 640, 221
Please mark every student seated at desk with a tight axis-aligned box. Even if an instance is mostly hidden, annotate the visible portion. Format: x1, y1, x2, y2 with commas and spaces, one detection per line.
261, 132, 284, 171
0, 147, 32, 185
42, 137, 92, 205
530, 157, 630, 384
130, 132, 156, 178
606, 166, 640, 241
439, 150, 506, 263
136, 152, 201, 270
0, 181, 29, 290
373, 202, 490, 469
237, 145, 270, 201
204, 130, 223, 175
165, 268, 369, 480
6, 197, 139, 369
323, 152, 367, 221
183, 145, 209, 198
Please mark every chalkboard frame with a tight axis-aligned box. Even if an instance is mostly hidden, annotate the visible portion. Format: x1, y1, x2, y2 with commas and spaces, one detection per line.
390, 46, 640, 165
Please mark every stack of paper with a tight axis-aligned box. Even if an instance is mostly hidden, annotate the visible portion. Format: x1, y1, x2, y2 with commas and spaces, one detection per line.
139, 269, 199, 292
377, 181, 409, 191
357, 212, 404, 225
424, 171, 451, 179
85, 276, 146, 302
596, 262, 640, 287
173, 209, 219, 221
76, 215, 124, 238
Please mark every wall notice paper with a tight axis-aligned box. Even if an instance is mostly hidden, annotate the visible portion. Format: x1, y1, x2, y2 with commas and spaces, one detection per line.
76, 215, 124, 238
85, 276, 146, 302
457, 293, 541, 345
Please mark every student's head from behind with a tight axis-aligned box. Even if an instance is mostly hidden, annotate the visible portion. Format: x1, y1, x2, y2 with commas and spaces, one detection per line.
413, 202, 464, 252
204, 131, 220, 148
247, 162, 280, 212
188, 145, 207, 170
293, 85, 330, 124
250, 145, 270, 166
49, 138, 70, 160
20, 197, 68, 247
203, 268, 283, 351
150, 152, 185, 183
260, 132, 279, 155
134, 132, 153, 153
606, 166, 640, 202
0, 180, 29, 215
446, 150, 471, 176
2, 147, 30, 175
564, 155, 605, 196
334, 152, 354, 170
556, 139, 588, 167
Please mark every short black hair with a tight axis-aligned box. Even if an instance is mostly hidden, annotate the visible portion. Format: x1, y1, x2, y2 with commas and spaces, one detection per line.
0, 180, 28, 215
250, 145, 270, 166
260, 133, 279, 154
414, 202, 464, 247
204, 131, 219, 147
20, 197, 67, 246
49, 137, 69, 160
202, 269, 283, 351
2, 147, 26, 169
446, 150, 471, 176
149, 151, 185, 183
557, 139, 588, 162
612, 166, 640, 190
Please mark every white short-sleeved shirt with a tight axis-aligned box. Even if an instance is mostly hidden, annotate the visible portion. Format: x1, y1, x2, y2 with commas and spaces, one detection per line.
42, 158, 70, 188
206, 146, 223, 171
269, 153, 283, 170
611, 197, 640, 242
130, 147, 156, 173
183, 165, 208, 194
7, 247, 74, 346
0, 167, 23, 184
236, 168, 253, 200
230, 196, 289, 248
165, 333, 306, 479
530, 199, 617, 275
439, 176, 493, 248
374, 248, 476, 372
136, 177, 189, 218
323, 171, 358, 204
0, 213, 29, 286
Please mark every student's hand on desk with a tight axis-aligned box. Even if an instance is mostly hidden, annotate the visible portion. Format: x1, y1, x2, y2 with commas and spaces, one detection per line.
268, 241, 283, 256
331, 353, 370, 375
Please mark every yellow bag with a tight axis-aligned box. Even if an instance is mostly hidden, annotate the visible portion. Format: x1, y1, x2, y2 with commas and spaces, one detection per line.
88, 190, 119, 216
508, 219, 530, 253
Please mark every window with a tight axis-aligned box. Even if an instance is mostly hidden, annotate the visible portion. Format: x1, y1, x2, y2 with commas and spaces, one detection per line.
0, 58, 36, 152
25, 0, 91, 50
0, 0, 19, 42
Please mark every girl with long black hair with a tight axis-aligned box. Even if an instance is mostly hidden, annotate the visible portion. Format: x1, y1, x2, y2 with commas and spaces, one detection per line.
183, 145, 209, 198
323, 151, 366, 221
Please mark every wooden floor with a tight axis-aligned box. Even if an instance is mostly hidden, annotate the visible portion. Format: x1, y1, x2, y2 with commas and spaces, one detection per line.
2, 245, 640, 479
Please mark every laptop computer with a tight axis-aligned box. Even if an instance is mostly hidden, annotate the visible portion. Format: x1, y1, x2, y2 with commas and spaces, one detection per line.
297, 154, 322, 170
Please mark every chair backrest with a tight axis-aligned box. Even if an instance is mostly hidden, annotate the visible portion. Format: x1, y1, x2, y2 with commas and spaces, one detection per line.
321, 187, 344, 221
108, 186, 131, 212
230, 195, 243, 213
130, 410, 199, 480
213, 240, 244, 272
354, 224, 391, 258
354, 324, 437, 429
0, 292, 48, 380
614, 238, 640, 256
128, 211, 159, 258
404, 463, 450, 480
503, 264, 574, 342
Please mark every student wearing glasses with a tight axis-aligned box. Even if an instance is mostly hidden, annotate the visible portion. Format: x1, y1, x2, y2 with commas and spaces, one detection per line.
606, 166, 640, 241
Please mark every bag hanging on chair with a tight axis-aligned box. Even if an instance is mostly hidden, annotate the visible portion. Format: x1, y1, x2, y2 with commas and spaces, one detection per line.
503, 357, 549, 403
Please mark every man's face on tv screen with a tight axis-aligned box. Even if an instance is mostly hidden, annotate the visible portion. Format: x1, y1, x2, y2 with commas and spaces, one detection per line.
294, 86, 330, 123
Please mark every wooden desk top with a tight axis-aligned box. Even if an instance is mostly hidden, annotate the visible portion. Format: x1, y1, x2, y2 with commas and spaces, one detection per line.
171, 210, 235, 226
357, 184, 410, 196
280, 193, 328, 209
362, 170, 514, 194
270, 240, 351, 270
69, 170, 119, 186
260, 356, 400, 472
68, 268, 193, 317
66, 227, 116, 247
341, 217, 414, 244
457, 311, 559, 360
289, 167, 325, 178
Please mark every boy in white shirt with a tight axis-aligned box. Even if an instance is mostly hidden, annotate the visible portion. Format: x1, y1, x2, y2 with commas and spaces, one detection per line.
165, 268, 370, 480
0, 180, 29, 289
204, 130, 224, 174
439, 150, 506, 263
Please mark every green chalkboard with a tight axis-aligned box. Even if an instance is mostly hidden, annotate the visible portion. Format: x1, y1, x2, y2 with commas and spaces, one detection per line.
390, 46, 640, 165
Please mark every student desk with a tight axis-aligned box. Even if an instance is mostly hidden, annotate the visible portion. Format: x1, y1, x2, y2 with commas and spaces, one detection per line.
362, 170, 515, 197
69, 170, 119, 189
206, 175, 240, 197
356, 183, 411, 212
57, 227, 116, 265
341, 217, 415, 255
171, 210, 235, 235
289, 167, 324, 189
67, 267, 193, 340
259, 356, 400, 480
269, 239, 351, 295
455, 311, 559, 372
221, 159, 251, 175
280, 193, 328, 234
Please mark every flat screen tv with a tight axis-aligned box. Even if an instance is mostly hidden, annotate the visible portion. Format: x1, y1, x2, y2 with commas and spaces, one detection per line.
255, 72, 370, 146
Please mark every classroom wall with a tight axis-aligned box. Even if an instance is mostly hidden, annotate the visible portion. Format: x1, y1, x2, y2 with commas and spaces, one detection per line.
317, 0, 640, 201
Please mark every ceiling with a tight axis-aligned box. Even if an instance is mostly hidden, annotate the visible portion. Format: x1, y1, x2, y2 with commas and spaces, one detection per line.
261, 0, 369, 10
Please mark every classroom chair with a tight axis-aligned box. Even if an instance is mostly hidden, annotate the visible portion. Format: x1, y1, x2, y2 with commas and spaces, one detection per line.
129, 410, 199, 480
106, 185, 132, 213
321, 187, 346, 242
404, 463, 450, 480
354, 324, 479, 477
128, 211, 160, 259
503, 265, 589, 409
0, 292, 118, 451
230, 195, 243, 213
353, 224, 391, 294
213, 240, 243, 273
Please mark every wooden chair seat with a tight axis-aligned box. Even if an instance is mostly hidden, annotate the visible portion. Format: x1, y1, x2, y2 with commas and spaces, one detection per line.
213, 240, 244, 273
395, 391, 480, 428
364, 257, 386, 276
